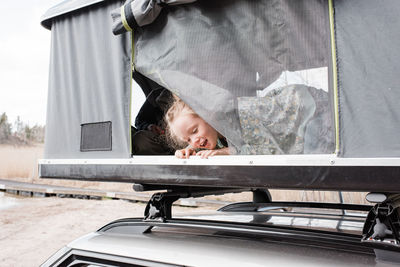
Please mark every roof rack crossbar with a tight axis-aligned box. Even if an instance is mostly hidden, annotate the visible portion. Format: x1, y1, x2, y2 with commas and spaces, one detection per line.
219, 201, 372, 212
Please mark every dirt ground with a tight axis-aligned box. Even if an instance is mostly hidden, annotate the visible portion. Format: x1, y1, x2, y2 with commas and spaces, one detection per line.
0, 195, 211, 267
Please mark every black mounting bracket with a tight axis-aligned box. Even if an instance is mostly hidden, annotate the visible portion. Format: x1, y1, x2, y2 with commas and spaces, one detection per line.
362, 193, 400, 250
144, 192, 180, 221
138, 184, 250, 221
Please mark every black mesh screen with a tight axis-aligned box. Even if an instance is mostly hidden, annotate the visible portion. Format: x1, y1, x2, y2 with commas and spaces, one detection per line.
80, 121, 112, 152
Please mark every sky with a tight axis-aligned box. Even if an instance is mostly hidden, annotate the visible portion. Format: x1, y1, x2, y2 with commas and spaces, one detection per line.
0, 0, 145, 128
0, 0, 60, 127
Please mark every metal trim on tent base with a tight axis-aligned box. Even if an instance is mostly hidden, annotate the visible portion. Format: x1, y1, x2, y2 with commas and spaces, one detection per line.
39, 156, 400, 192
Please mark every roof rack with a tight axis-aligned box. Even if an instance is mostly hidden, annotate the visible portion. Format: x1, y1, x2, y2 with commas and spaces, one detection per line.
136, 184, 400, 252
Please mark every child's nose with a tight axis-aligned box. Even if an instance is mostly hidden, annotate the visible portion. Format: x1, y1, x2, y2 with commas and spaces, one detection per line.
193, 136, 200, 146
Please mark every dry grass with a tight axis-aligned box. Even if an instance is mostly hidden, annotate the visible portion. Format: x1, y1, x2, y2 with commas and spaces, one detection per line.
0, 144, 43, 181
0, 144, 134, 192
0, 144, 368, 204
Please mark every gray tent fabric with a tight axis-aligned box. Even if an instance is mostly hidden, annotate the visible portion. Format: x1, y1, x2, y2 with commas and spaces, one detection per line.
111, 0, 197, 35
335, 0, 400, 157
132, 0, 334, 154
44, 0, 132, 159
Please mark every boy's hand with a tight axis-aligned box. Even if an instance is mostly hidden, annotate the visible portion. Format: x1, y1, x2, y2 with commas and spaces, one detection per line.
175, 148, 196, 159
196, 147, 230, 159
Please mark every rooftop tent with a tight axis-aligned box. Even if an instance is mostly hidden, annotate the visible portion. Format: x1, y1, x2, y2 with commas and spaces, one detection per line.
39, 0, 400, 192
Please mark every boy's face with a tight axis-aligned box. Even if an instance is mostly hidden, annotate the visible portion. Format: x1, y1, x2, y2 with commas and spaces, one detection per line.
172, 113, 218, 149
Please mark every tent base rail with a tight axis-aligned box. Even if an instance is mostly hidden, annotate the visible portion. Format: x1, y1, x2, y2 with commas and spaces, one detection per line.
39, 156, 400, 192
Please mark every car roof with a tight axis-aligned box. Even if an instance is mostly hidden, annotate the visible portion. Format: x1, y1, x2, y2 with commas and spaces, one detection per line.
62, 210, 378, 266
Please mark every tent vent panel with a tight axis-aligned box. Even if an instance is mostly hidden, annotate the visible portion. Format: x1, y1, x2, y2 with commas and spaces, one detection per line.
80, 121, 112, 152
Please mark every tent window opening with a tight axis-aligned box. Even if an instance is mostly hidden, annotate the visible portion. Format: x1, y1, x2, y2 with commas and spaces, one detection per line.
130, 67, 334, 156
128, 0, 335, 156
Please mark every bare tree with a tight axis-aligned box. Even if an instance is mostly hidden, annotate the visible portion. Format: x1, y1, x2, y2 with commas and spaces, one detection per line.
0, 112, 12, 143
0, 113, 45, 144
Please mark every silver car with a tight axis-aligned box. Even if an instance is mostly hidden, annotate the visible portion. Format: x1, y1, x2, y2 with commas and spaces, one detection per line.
41, 189, 399, 266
